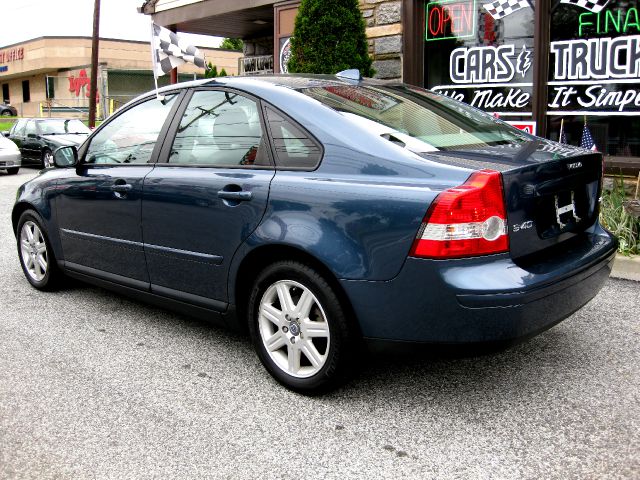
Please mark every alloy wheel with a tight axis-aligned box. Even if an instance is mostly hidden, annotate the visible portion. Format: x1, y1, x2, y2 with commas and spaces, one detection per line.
258, 280, 331, 378
20, 221, 48, 282
43, 151, 54, 168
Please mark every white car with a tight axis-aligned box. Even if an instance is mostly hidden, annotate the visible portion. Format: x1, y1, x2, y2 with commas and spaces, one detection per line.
0, 134, 21, 174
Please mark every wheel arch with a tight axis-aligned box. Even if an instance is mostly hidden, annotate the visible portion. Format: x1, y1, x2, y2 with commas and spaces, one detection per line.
12, 201, 38, 235
231, 244, 361, 336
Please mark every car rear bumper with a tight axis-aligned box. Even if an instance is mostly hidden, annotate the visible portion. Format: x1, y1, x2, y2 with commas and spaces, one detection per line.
340, 226, 617, 344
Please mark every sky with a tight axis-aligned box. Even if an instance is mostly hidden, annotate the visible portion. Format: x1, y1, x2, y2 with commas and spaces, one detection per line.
2, 0, 223, 48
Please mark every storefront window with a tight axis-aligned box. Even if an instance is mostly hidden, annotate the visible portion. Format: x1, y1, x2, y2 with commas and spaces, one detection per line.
548, 0, 640, 158
424, 0, 535, 127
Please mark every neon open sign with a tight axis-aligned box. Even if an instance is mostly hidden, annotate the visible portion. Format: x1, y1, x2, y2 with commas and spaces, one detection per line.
426, 0, 476, 41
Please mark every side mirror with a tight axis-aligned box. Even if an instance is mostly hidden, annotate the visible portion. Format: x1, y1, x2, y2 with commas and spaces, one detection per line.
1, 131, 9, 138
53, 146, 78, 168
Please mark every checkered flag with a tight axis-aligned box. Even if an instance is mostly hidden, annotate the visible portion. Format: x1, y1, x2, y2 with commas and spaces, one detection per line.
560, 0, 610, 13
477, 10, 503, 45
482, 0, 533, 20
151, 23, 205, 76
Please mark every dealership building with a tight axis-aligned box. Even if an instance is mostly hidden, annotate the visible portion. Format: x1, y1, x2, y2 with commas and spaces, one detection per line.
0, 36, 241, 118
141, 0, 640, 173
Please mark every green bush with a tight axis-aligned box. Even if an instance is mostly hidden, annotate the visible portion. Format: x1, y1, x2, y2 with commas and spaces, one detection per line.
288, 0, 374, 77
600, 176, 640, 255
204, 62, 218, 78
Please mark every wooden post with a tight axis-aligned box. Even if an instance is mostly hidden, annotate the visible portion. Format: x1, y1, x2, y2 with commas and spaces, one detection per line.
88, 0, 101, 128
170, 25, 178, 84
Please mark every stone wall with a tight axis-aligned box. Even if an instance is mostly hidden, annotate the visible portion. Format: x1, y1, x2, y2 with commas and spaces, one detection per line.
359, 0, 402, 80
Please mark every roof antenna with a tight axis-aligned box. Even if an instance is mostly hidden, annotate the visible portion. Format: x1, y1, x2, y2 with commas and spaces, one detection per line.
335, 69, 362, 81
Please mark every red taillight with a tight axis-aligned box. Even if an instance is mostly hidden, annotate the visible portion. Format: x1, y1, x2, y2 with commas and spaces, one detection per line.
410, 169, 509, 259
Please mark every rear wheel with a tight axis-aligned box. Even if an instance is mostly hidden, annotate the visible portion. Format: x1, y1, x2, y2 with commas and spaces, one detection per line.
248, 261, 358, 393
42, 149, 53, 169
17, 210, 64, 291
1, 110, 11, 117
6, 167, 19, 175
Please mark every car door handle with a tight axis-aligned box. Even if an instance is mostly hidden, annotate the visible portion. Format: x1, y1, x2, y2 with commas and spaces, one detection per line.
111, 184, 132, 193
217, 190, 252, 201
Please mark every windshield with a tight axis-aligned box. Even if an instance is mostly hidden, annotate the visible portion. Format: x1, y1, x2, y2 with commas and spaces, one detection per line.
300, 84, 530, 152
37, 119, 91, 135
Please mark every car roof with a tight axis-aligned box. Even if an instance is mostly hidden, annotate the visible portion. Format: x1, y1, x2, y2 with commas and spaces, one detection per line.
152, 74, 396, 95
118, 74, 401, 121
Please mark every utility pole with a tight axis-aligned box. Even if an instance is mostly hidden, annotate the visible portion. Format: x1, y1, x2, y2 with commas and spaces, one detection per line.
88, 0, 101, 128
170, 25, 178, 84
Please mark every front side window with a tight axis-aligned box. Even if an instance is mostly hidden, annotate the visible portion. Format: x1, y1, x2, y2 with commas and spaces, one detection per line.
85, 95, 176, 164
170, 90, 269, 167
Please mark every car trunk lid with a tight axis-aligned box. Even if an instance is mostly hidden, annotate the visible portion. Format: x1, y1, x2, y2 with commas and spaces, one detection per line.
419, 140, 603, 260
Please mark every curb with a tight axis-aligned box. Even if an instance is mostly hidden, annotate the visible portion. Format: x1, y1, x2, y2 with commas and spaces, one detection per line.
611, 254, 640, 282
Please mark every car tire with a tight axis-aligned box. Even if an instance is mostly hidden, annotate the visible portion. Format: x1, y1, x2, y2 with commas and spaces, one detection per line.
16, 210, 64, 291
42, 149, 53, 169
248, 261, 359, 394
6, 167, 19, 175
1, 110, 11, 117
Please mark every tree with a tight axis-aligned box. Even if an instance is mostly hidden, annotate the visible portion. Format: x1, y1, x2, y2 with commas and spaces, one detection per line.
287, 0, 373, 77
204, 62, 218, 78
220, 38, 243, 51
219, 68, 228, 77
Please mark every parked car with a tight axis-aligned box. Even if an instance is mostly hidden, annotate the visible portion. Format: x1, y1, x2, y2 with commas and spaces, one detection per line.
12, 73, 617, 393
0, 103, 17, 117
0, 134, 21, 174
8, 118, 91, 168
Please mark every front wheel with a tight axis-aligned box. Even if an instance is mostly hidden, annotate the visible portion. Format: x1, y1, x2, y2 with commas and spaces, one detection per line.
17, 210, 64, 291
6, 167, 19, 175
248, 261, 359, 393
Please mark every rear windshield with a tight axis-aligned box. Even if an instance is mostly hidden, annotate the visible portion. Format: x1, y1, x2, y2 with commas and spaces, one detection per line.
300, 84, 529, 152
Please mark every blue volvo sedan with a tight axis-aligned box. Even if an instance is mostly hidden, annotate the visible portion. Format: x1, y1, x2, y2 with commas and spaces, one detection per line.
12, 73, 617, 393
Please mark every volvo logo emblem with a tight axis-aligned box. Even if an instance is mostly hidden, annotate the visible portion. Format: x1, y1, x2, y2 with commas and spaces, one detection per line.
289, 322, 300, 336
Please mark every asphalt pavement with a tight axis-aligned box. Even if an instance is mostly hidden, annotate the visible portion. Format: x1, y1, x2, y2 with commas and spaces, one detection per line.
1, 168, 639, 479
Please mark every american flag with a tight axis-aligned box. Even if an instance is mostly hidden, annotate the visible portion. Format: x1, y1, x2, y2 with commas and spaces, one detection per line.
560, 0, 610, 13
580, 123, 597, 151
151, 23, 205, 76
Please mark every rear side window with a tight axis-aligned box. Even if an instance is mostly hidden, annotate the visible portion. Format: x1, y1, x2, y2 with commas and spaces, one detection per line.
265, 106, 322, 169
169, 90, 270, 168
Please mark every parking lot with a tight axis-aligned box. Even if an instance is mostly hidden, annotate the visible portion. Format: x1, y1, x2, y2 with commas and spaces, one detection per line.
1, 168, 638, 479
